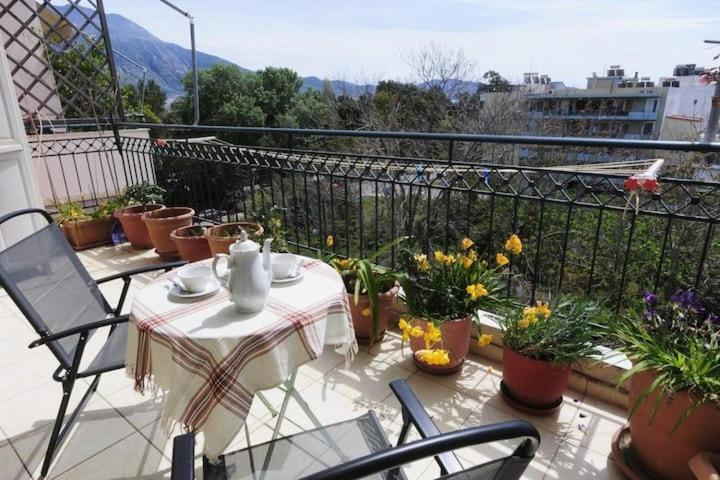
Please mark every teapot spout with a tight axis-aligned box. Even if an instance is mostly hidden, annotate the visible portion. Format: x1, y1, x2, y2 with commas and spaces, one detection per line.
262, 238, 273, 281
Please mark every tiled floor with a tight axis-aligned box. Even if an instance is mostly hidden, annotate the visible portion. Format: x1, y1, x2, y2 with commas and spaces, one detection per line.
0, 245, 626, 479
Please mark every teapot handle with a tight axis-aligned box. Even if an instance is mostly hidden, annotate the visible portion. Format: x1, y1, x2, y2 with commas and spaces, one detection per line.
212, 254, 232, 292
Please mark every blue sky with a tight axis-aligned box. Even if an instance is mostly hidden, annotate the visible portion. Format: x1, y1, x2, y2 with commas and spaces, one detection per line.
104, 0, 719, 87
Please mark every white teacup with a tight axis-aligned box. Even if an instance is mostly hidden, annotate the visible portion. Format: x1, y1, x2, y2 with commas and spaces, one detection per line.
177, 264, 212, 293
271, 253, 299, 279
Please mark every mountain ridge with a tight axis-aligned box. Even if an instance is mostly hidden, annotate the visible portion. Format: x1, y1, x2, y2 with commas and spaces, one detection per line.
54, 3, 372, 97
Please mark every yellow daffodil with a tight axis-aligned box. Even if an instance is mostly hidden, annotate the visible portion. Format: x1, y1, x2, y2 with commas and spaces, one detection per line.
434, 250, 446, 263
468, 249, 477, 261
460, 255, 474, 269
423, 323, 442, 348
443, 254, 455, 266
326, 235, 334, 248
460, 237, 474, 250
414, 254, 429, 271
466, 283, 488, 301
535, 301, 551, 318
361, 307, 371, 317
477, 333, 493, 347
410, 326, 424, 338
416, 349, 450, 366
505, 234, 523, 255
399, 318, 409, 330
517, 318, 530, 329
496, 253, 509, 267
332, 258, 353, 270
523, 306, 538, 324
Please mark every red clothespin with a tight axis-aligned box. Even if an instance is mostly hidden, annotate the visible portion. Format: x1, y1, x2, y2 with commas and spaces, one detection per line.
624, 159, 663, 215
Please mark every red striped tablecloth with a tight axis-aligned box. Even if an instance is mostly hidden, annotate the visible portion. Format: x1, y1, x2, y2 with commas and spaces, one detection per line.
125, 257, 356, 459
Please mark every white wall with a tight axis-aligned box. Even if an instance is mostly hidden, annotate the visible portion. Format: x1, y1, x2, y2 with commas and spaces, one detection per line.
663, 85, 715, 132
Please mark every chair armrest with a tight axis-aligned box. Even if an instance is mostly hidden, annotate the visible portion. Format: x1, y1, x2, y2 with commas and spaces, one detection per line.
96, 261, 186, 315
171, 433, 195, 480
303, 420, 540, 480
29, 315, 129, 348
95, 260, 187, 285
390, 379, 464, 474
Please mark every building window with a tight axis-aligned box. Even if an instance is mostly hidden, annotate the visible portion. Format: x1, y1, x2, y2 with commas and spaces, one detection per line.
642, 122, 654, 136
652, 99, 658, 113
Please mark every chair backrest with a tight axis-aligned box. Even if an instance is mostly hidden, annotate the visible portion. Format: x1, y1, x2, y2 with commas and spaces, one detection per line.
0, 210, 109, 368
436, 454, 533, 480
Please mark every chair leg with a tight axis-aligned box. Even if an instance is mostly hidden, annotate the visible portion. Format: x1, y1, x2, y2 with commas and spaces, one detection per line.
41, 378, 76, 478
397, 408, 411, 446
40, 332, 91, 478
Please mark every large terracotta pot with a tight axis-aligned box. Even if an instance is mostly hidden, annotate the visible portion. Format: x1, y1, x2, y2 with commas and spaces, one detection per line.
628, 370, 720, 480
142, 207, 194, 258
61, 217, 114, 250
502, 347, 570, 409
115, 204, 165, 249
347, 284, 399, 344
409, 317, 472, 375
170, 225, 212, 263
205, 222, 264, 256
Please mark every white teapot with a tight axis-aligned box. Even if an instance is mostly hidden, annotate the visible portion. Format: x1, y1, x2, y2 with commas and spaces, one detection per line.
211, 230, 273, 313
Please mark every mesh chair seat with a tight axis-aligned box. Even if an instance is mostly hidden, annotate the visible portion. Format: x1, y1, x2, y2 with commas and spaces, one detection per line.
216, 412, 407, 480
79, 322, 128, 378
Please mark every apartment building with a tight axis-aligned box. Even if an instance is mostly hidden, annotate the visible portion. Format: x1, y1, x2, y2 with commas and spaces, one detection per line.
523, 64, 716, 140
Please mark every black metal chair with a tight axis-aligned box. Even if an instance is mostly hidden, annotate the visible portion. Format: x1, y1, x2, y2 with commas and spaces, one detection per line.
171, 379, 540, 480
0, 208, 185, 478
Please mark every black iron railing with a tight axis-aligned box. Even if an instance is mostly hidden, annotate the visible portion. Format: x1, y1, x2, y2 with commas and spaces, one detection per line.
28, 123, 720, 310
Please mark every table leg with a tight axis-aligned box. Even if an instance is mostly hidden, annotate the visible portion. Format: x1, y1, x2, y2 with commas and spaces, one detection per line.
255, 391, 279, 417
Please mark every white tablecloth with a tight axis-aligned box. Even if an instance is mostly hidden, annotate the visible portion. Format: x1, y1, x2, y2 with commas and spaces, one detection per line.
125, 257, 356, 458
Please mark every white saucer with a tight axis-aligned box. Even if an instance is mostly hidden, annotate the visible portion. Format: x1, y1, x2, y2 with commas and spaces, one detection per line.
272, 267, 304, 284
167, 278, 220, 299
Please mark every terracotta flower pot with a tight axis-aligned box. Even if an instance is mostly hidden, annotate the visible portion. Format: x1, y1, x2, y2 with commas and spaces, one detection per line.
628, 370, 720, 480
115, 204, 165, 249
410, 317, 472, 375
61, 217, 114, 250
142, 207, 194, 258
502, 347, 570, 411
170, 225, 212, 263
205, 222, 264, 256
347, 284, 400, 344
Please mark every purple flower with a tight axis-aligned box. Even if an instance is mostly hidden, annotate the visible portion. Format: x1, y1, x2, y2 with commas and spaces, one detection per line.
643, 292, 658, 305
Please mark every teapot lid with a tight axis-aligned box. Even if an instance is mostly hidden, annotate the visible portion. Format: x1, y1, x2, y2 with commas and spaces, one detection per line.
230, 229, 259, 253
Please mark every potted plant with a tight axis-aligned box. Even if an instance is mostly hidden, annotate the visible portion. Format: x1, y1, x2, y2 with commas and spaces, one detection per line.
257, 206, 291, 253
498, 299, 601, 415
57, 201, 115, 250
398, 235, 519, 375
205, 222, 264, 256
114, 182, 166, 249
609, 290, 720, 480
171, 225, 211, 262
142, 207, 195, 258
327, 236, 406, 344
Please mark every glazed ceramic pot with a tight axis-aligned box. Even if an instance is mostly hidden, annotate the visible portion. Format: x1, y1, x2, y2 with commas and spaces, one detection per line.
409, 317, 472, 375
170, 225, 212, 263
347, 284, 400, 344
205, 222, 264, 256
115, 204, 165, 249
502, 347, 570, 410
142, 207, 194, 258
628, 370, 720, 480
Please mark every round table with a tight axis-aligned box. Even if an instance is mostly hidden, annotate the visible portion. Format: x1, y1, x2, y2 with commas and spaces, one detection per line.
125, 256, 356, 459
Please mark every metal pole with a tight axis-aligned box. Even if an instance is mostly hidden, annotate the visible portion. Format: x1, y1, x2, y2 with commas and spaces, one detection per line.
704, 83, 720, 143
703, 40, 720, 143
190, 19, 199, 124
96, 0, 125, 122
159, 0, 199, 124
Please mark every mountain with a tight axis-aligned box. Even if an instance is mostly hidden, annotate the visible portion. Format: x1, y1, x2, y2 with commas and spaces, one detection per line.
53, 4, 370, 97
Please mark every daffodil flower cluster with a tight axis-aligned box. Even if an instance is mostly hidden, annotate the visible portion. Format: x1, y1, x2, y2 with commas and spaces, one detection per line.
399, 318, 424, 341
415, 348, 450, 366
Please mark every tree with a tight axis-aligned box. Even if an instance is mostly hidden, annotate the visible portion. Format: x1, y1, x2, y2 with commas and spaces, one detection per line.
401, 41, 477, 100
482, 70, 512, 93
143, 79, 167, 117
